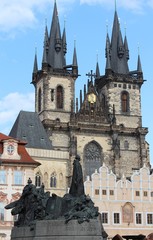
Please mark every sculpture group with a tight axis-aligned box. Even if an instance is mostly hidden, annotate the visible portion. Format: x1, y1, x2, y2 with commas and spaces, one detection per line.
5, 155, 99, 227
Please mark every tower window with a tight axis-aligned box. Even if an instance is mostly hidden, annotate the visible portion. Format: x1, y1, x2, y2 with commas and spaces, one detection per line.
38, 88, 42, 112
35, 173, 41, 187
50, 172, 57, 188
56, 86, 63, 109
51, 89, 54, 102
121, 91, 129, 113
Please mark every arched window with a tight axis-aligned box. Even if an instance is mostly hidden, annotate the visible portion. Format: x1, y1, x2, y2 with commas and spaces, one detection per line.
0, 202, 4, 221
50, 172, 57, 188
44, 172, 48, 189
38, 88, 42, 112
56, 86, 63, 109
84, 141, 102, 178
35, 173, 41, 187
121, 91, 129, 113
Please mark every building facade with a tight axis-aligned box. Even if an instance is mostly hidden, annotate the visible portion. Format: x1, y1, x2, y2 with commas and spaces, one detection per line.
0, 133, 39, 239
9, 1, 152, 238
85, 164, 153, 237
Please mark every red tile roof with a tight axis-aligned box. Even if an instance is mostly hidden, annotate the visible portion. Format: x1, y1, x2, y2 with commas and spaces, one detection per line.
0, 132, 40, 167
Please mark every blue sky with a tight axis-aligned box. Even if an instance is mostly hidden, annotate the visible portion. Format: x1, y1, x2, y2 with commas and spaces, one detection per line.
0, 0, 153, 164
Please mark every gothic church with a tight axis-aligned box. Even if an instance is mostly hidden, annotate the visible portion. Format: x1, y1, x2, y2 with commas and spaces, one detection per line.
10, 1, 150, 190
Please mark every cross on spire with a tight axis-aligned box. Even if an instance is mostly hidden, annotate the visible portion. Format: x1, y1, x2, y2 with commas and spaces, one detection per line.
86, 70, 96, 82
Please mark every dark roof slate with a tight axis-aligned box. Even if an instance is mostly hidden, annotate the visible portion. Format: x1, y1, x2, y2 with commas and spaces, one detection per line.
9, 111, 52, 150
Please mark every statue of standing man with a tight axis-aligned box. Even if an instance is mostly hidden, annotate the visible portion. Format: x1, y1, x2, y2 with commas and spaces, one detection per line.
69, 155, 85, 197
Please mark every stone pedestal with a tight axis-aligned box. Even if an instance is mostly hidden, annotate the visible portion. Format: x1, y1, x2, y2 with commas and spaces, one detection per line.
11, 217, 104, 240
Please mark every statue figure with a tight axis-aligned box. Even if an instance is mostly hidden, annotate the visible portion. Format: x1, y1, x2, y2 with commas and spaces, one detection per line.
5, 155, 103, 227
5, 178, 50, 226
69, 155, 85, 197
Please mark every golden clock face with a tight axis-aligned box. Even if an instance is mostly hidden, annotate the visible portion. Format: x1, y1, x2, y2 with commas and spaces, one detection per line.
88, 93, 96, 103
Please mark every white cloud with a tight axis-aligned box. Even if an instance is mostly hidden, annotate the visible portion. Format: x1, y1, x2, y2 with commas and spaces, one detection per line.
0, 0, 150, 35
0, 92, 34, 135
0, 0, 75, 33
0, 0, 51, 32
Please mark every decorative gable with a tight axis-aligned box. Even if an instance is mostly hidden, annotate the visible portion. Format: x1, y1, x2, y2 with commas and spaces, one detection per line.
0, 140, 20, 160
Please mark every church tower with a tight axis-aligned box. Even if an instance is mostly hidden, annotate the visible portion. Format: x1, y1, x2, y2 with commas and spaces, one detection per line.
31, 2, 150, 181
94, 10, 149, 177
32, 2, 78, 150
69, 9, 150, 179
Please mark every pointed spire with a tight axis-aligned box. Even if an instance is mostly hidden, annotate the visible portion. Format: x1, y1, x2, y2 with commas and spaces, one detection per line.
55, 19, 62, 52
42, 24, 49, 66
118, 29, 124, 58
124, 35, 129, 60
96, 60, 100, 78
72, 41, 78, 76
110, 9, 129, 74
47, 1, 65, 70
33, 49, 38, 74
84, 84, 86, 99
137, 54, 142, 73
105, 33, 111, 58
62, 26, 67, 55
105, 33, 111, 72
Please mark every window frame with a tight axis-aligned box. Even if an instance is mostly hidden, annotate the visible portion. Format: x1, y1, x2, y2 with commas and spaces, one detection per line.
113, 212, 121, 225
146, 213, 153, 225
0, 170, 6, 184
101, 212, 109, 224
135, 212, 143, 225
14, 170, 23, 185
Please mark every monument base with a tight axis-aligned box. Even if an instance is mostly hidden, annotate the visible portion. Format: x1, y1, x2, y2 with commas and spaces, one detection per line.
11, 217, 104, 240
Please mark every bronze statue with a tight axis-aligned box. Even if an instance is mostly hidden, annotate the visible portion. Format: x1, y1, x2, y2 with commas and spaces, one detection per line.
5, 155, 100, 226
69, 154, 85, 197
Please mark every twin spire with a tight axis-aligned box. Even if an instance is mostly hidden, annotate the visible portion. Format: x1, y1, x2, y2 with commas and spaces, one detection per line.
105, 9, 143, 77
33, 1, 143, 81
33, 1, 78, 79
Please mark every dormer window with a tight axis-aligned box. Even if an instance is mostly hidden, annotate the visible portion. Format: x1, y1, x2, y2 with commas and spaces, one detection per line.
7, 144, 15, 155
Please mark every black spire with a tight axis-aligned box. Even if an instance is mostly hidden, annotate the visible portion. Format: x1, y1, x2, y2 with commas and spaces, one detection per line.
72, 42, 78, 76
124, 35, 129, 60
137, 54, 142, 73
105, 33, 111, 72
42, 25, 49, 66
47, 1, 66, 70
33, 50, 38, 74
110, 10, 129, 74
96, 61, 100, 78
